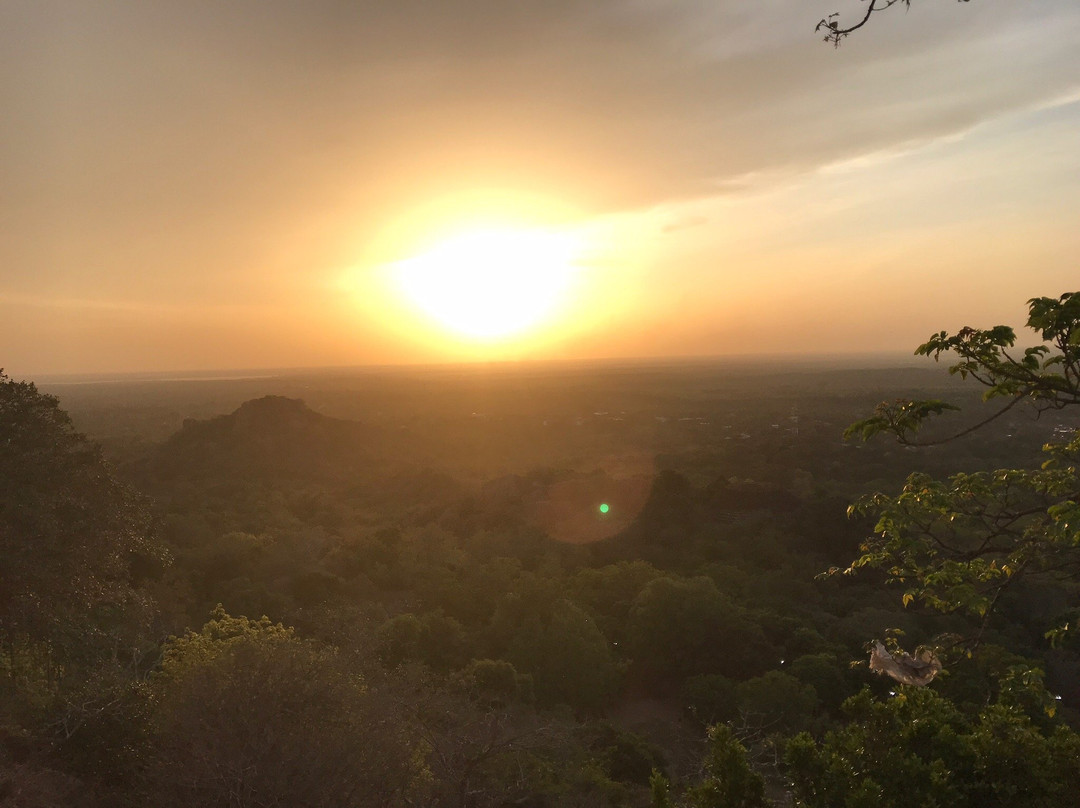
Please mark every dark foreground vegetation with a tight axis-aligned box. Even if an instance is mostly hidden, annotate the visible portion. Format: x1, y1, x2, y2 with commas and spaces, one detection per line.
4, 300, 1080, 806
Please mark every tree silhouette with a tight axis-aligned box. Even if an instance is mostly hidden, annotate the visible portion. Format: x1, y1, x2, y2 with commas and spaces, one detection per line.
818, 0, 972, 46
0, 371, 163, 670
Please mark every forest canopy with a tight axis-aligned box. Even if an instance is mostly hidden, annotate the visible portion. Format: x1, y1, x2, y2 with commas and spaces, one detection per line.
3, 296, 1080, 807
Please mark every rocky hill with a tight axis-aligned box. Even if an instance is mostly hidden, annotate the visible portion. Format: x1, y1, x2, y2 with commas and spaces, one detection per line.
139, 396, 382, 482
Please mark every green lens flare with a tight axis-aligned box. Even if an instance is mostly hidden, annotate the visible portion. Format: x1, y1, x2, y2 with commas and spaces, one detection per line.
599, 503, 610, 514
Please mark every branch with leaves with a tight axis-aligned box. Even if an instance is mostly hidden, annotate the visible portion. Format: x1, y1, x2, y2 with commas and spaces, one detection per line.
841, 292, 1080, 649
847, 293, 1080, 445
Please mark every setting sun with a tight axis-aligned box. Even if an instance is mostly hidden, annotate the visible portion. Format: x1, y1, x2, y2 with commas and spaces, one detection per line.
386, 228, 581, 340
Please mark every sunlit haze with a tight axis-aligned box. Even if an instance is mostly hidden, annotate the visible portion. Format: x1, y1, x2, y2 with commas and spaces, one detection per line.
3, 0, 1080, 375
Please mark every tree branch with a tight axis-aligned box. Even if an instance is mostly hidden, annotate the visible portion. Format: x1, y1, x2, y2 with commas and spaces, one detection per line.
817, 0, 906, 46
818, 0, 972, 46
898, 395, 1024, 447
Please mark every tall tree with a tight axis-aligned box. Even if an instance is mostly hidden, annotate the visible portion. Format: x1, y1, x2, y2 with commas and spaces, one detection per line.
0, 372, 163, 670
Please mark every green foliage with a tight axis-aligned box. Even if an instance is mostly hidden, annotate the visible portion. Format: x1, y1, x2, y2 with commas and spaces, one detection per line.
11, 337, 1080, 805
629, 576, 774, 686
453, 658, 534, 705
649, 726, 767, 808
500, 597, 621, 711
651, 768, 674, 808
787, 684, 1080, 808
684, 725, 769, 808
844, 452, 1080, 620
0, 372, 167, 784
376, 611, 467, 672
840, 293, 1080, 642
157, 604, 295, 678
735, 671, 818, 733
786, 653, 852, 713
683, 674, 737, 726
570, 560, 666, 645
805, 293, 1080, 806
847, 293, 1080, 445
0, 372, 164, 666
144, 608, 423, 808
585, 723, 667, 787
844, 399, 960, 443
919, 294, 1080, 406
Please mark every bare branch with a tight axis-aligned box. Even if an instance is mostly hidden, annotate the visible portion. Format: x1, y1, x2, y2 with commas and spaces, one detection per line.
817, 0, 907, 46
818, 0, 972, 47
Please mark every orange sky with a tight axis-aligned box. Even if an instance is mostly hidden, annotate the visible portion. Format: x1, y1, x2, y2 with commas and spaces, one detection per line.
3, 0, 1079, 376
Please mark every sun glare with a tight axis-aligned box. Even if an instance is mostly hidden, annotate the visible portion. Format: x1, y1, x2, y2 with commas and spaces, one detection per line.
388, 228, 581, 340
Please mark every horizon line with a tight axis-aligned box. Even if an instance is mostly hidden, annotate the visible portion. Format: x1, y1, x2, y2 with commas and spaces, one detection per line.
24, 349, 928, 386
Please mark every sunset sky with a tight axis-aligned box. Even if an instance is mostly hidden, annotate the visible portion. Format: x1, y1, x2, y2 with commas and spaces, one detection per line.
3, 0, 1079, 376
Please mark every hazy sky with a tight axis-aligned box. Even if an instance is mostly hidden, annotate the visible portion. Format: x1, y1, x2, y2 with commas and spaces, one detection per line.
4, 0, 1079, 375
